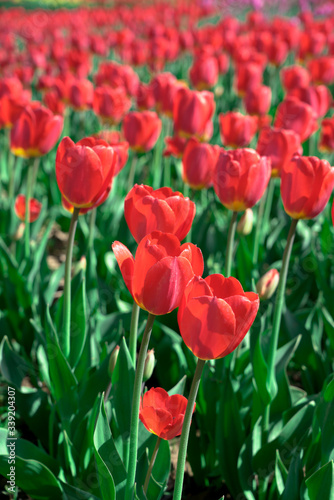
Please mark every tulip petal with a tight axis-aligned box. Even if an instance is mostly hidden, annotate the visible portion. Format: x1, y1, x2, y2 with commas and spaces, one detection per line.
179, 296, 236, 360
112, 241, 134, 295
139, 406, 172, 438
179, 243, 204, 276
205, 274, 245, 299
222, 295, 259, 356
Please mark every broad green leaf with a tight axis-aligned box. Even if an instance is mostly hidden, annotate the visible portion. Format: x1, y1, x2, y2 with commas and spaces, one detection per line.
275, 450, 288, 496
306, 461, 334, 500
0, 336, 32, 387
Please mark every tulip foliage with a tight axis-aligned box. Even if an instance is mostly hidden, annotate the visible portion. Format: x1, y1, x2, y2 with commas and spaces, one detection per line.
1, 3, 334, 500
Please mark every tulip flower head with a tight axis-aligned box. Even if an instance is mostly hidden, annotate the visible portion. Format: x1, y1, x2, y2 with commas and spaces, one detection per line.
274, 96, 317, 143
139, 387, 194, 440
173, 87, 215, 141
219, 112, 258, 148
14, 195, 42, 223
256, 269, 279, 300
11, 103, 63, 158
213, 148, 271, 211
256, 127, 302, 177
182, 138, 220, 189
123, 111, 162, 153
280, 155, 334, 219
56, 136, 116, 212
124, 185, 195, 243
112, 231, 203, 316
178, 274, 259, 360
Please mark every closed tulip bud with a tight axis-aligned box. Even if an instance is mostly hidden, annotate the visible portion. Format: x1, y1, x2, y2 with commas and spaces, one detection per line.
237, 208, 254, 235
143, 349, 155, 382
214, 148, 271, 212
108, 346, 120, 377
14, 195, 42, 223
256, 269, 279, 300
13, 222, 25, 241
123, 111, 162, 153
281, 155, 334, 219
219, 112, 258, 148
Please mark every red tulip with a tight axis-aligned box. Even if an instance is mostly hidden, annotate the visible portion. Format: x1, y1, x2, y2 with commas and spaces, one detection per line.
308, 56, 334, 85
177, 274, 259, 360
14, 194, 42, 223
319, 117, 334, 152
112, 231, 204, 315
69, 79, 94, 111
136, 83, 155, 111
281, 65, 311, 92
152, 72, 184, 117
0, 92, 31, 129
0, 77, 24, 99
124, 184, 195, 243
10, 103, 63, 158
244, 85, 272, 116
234, 62, 263, 97
94, 130, 129, 176
93, 86, 132, 125
44, 90, 66, 116
173, 87, 215, 141
163, 136, 188, 158
287, 85, 332, 119
219, 112, 258, 148
139, 387, 193, 440
182, 138, 220, 189
256, 127, 302, 177
123, 111, 162, 152
56, 136, 116, 210
213, 148, 271, 211
274, 96, 317, 143
281, 155, 334, 219
189, 54, 219, 90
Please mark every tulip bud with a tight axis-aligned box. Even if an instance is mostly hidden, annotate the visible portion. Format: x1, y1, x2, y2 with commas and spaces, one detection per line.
13, 222, 25, 241
237, 209, 254, 235
143, 349, 155, 382
108, 346, 120, 377
256, 269, 279, 300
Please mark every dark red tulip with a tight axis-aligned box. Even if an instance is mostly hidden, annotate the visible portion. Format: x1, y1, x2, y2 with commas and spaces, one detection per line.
177, 274, 259, 360
308, 56, 334, 85
124, 184, 195, 243
281, 65, 311, 92
173, 87, 215, 141
189, 54, 219, 90
234, 62, 263, 97
287, 85, 332, 119
112, 231, 204, 315
69, 79, 94, 111
163, 136, 188, 158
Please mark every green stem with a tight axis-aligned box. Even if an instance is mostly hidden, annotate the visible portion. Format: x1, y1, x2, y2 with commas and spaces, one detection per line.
8, 153, 16, 201
61, 207, 80, 359
152, 131, 164, 190
252, 192, 267, 266
125, 313, 156, 500
24, 162, 34, 260
30, 157, 40, 196
127, 153, 137, 192
88, 207, 97, 251
143, 436, 162, 494
225, 211, 238, 276
263, 218, 298, 438
261, 179, 275, 241
129, 302, 140, 367
173, 358, 206, 500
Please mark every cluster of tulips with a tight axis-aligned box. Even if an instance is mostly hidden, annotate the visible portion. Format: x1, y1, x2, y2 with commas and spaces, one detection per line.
2, 2, 334, 500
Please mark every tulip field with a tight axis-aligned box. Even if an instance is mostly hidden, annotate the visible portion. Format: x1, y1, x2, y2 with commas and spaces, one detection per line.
1, 1, 334, 499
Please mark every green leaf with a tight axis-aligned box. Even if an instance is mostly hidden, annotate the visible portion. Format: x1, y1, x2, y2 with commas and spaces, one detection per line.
0, 336, 32, 387
60, 481, 101, 500
111, 336, 135, 438
306, 461, 334, 500
27, 218, 54, 286
275, 450, 288, 496
251, 333, 271, 406
168, 375, 187, 396
69, 271, 87, 368
93, 396, 126, 500
281, 449, 303, 500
